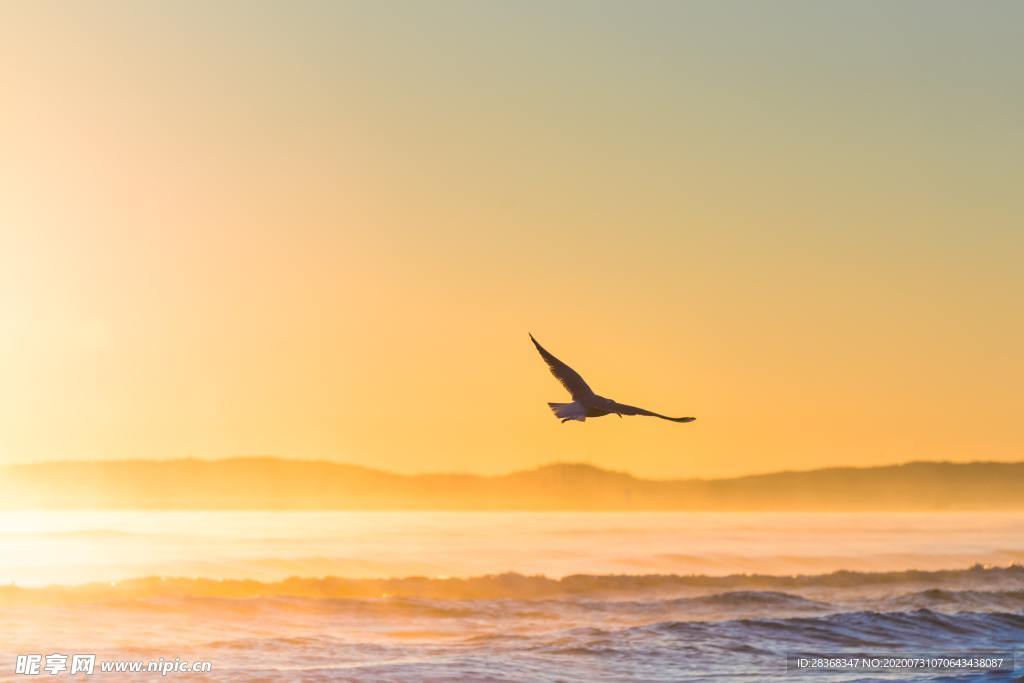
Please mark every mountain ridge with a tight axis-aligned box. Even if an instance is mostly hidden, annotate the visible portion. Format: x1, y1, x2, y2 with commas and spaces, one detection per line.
0, 458, 1020, 510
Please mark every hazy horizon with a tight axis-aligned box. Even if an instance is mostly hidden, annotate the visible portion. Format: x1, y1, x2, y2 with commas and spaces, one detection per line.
3, 458, 1021, 512
1, 452, 1021, 479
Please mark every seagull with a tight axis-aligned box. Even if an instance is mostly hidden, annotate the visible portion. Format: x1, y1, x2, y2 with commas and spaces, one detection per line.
530, 334, 696, 424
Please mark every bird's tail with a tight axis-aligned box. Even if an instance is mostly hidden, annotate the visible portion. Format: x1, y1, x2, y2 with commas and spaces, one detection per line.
548, 402, 586, 422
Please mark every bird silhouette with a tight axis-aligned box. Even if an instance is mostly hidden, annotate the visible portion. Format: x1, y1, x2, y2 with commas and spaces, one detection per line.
530, 334, 696, 424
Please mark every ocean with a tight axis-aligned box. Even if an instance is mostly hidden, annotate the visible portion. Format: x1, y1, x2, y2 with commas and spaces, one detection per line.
0, 511, 1021, 681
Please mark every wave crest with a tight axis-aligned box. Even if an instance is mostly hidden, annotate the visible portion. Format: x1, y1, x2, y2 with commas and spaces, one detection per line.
1, 564, 1022, 603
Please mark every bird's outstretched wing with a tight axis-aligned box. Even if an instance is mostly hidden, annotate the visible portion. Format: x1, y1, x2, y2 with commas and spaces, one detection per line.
609, 401, 695, 423
529, 334, 594, 400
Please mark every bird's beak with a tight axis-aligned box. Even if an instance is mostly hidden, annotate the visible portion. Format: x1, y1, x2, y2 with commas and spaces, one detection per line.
616, 413, 622, 418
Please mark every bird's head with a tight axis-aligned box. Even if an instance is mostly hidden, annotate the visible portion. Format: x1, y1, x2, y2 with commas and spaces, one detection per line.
602, 397, 623, 418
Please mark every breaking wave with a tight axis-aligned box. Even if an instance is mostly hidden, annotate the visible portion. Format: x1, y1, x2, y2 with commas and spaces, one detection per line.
3, 563, 1022, 602
2, 564, 1021, 681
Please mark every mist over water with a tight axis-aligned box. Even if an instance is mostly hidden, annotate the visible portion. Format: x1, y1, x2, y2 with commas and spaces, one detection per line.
1, 511, 1022, 585
0, 512, 1021, 681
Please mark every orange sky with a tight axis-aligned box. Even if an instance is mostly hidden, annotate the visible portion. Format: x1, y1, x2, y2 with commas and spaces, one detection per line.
1, 2, 1022, 478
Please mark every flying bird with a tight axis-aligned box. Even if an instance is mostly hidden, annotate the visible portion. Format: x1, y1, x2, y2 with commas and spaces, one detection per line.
530, 334, 696, 424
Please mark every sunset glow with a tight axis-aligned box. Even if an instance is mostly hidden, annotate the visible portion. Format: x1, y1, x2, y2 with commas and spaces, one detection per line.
2, 3, 1023, 681
2, 3, 1023, 480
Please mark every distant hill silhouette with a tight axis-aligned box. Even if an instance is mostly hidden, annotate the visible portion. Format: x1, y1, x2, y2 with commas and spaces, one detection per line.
0, 458, 1020, 510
